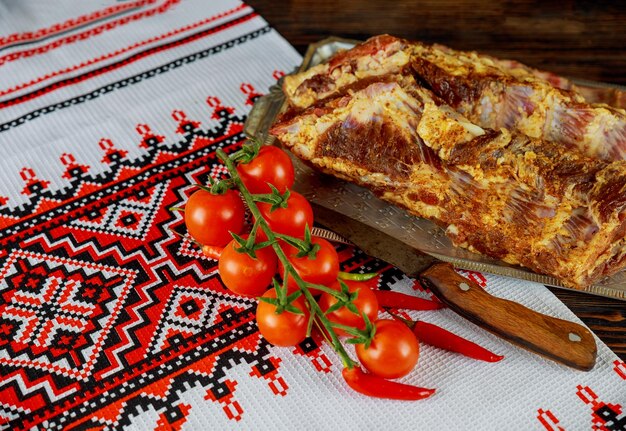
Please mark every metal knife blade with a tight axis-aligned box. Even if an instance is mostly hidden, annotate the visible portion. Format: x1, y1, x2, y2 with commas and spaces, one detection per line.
312, 202, 598, 371
312, 203, 438, 276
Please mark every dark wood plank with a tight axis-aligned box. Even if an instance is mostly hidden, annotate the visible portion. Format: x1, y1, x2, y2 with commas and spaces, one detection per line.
249, 0, 626, 360
248, 0, 626, 85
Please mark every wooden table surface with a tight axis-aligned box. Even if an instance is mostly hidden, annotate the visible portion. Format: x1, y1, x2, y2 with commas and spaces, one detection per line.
248, 0, 626, 360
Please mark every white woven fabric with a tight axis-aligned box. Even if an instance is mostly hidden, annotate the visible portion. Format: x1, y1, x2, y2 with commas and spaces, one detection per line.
0, 1, 623, 430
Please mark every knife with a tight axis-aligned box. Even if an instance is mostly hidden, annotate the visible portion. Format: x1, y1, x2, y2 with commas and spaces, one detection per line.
311, 202, 597, 371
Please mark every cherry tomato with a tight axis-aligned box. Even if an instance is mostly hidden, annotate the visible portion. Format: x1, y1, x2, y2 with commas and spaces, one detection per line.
356, 319, 419, 379
237, 146, 295, 194
257, 191, 313, 239
318, 280, 378, 336
256, 288, 309, 346
279, 237, 339, 293
218, 237, 277, 297
184, 189, 245, 247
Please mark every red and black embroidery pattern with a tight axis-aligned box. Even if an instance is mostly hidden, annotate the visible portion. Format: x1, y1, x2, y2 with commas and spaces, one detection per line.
0, 99, 248, 232
0, 97, 265, 429
0, 84, 406, 429
577, 385, 626, 430
0, 0, 153, 51
0, 26, 268, 134
0, 0, 176, 67
0, 13, 261, 112
0, 3, 250, 99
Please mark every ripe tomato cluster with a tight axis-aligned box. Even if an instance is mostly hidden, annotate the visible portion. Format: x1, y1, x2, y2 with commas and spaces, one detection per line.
176, 142, 426, 395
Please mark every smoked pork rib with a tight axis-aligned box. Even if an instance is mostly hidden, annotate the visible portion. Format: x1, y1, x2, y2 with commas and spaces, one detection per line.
412, 43, 626, 161
282, 35, 626, 161
282, 35, 411, 110
481, 54, 626, 109
271, 79, 626, 289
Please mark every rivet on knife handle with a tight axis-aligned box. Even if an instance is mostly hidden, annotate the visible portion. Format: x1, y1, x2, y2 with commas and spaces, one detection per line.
421, 263, 597, 371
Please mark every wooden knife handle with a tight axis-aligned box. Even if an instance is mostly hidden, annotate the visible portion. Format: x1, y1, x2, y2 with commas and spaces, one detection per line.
421, 263, 597, 371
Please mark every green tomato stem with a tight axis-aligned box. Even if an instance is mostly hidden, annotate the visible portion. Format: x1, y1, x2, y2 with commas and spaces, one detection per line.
216, 148, 356, 369
302, 281, 345, 298
327, 320, 369, 338
273, 232, 311, 252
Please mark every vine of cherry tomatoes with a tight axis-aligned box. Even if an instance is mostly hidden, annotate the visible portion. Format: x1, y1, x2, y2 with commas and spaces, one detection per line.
173, 146, 419, 394
172, 141, 435, 399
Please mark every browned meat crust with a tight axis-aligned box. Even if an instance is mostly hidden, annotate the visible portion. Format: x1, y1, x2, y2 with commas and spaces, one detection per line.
272, 75, 626, 289
282, 35, 626, 162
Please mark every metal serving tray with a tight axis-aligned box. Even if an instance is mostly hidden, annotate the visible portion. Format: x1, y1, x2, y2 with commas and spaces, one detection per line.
244, 36, 626, 301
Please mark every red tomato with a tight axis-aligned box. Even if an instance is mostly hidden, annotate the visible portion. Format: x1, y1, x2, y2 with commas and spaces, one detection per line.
256, 288, 309, 346
257, 191, 313, 239
279, 237, 339, 293
356, 319, 419, 379
237, 146, 295, 194
318, 280, 378, 336
184, 189, 245, 247
218, 237, 277, 297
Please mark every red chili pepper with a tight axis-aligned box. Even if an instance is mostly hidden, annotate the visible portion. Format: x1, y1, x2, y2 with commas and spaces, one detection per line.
202, 244, 223, 260
413, 321, 503, 362
374, 290, 445, 311
342, 366, 436, 401
338, 271, 378, 281
429, 293, 444, 305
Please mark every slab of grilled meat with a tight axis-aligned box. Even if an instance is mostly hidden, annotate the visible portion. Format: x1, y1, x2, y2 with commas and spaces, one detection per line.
282, 35, 626, 161
271, 77, 626, 289
478, 55, 626, 109
283, 35, 412, 111
411, 42, 626, 161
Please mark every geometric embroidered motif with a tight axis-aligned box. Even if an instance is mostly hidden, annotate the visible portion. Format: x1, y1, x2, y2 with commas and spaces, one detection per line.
149, 284, 256, 355
0, 249, 135, 384
0, 95, 317, 430
69, 181, 168, 240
